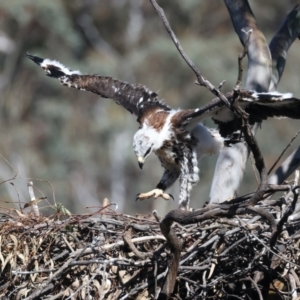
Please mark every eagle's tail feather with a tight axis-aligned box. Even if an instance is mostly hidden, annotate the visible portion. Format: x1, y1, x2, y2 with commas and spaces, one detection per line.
26, 53, 81, 78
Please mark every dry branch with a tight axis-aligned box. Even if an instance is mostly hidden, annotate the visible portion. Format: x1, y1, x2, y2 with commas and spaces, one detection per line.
149, 0, 231, 109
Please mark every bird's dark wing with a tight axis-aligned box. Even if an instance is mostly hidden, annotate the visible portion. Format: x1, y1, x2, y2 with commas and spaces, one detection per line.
215, 92, 300, 136
26, 54, 170, 119
173, 90, 300, 137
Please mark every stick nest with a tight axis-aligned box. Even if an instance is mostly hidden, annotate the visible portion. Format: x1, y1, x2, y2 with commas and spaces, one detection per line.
1, 193, 300, 300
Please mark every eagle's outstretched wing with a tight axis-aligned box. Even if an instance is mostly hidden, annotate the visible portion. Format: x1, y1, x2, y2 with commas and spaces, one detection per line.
26, 54, 170, 120
173, 90, 300, 136
28, 54, 300, 137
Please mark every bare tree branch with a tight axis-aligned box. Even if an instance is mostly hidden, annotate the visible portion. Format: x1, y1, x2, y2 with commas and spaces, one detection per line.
225, 0, 272, 92
267, 5, 300, 185
268, 130, 300, 176
210, 0, 271, 204
268, 147, 300, 185
269, 5, 300, 91
149, 0, 231, 108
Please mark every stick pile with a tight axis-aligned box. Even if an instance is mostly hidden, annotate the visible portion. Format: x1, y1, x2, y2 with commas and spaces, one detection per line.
0, 186, 300, 299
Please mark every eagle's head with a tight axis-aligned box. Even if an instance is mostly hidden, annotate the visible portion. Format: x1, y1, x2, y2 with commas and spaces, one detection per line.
133, 126, 163, 169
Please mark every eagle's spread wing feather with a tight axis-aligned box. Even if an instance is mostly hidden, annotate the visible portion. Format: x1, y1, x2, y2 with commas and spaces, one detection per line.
26, 54, 170, 119
175, 90, 300, 136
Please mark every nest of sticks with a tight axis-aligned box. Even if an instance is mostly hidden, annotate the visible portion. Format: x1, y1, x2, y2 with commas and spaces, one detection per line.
1, 181, 300, 300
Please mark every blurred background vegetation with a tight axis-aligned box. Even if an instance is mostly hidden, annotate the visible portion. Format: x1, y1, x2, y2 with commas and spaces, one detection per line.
0, 0, 299, 215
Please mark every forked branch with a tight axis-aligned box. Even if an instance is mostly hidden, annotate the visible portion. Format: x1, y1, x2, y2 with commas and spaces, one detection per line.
149, 0, 231, 108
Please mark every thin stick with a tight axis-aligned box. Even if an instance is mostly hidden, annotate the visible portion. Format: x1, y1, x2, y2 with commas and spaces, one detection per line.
270, 186, 299, 248
236, 215, 300, 268
250, 153, 260, 185
102, 235, 166, 250
149, 0, 231, 108
65, 265, 103, 300
9, 182, 23, 212
246, 276, 263, 300
268, 130, 300, 175
0, 172, 18, 186
0, 153, 57, 206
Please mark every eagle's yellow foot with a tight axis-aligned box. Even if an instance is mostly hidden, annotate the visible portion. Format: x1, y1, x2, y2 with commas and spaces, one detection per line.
136, 188, 174, 201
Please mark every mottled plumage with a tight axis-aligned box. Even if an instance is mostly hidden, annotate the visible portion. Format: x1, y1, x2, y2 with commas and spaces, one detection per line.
27, 53, 300, 209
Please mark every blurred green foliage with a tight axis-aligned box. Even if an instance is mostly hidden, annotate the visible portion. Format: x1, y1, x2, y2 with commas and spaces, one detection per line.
0, 0, 299, 215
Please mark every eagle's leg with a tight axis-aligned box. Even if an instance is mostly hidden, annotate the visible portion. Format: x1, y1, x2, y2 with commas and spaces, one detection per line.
178, 149, 199, 210
136, 168, 180, 202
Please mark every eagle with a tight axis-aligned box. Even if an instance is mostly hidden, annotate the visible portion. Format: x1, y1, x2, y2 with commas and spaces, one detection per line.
27, 53, 300, 210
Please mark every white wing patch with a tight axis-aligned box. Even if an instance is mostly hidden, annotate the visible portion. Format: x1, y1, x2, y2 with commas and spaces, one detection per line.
252, 91, 294, 100
41, 59, 81, 75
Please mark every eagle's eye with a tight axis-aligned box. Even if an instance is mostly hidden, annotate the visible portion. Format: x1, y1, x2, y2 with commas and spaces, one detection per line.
144, 146, 152, 157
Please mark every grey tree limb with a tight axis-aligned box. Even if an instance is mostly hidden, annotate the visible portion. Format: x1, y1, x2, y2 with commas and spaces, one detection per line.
268, 5, 300, 185
268, 147, 300, 185
269, 5, 300, 92
209, 0, 271, 203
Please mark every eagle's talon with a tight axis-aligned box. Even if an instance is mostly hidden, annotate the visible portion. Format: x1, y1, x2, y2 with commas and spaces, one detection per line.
136, 188, 171, 201
168, 193, 174, 201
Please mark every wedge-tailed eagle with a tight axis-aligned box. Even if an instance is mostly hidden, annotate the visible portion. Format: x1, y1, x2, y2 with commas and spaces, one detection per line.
27, 54, 300, 210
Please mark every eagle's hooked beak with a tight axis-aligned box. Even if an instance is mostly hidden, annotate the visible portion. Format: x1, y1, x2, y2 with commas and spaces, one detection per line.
137, 156, 144, 169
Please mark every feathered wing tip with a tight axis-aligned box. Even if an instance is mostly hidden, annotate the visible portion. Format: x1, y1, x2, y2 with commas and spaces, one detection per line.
252, 91, 294, 101
26, 53, 43, 66
26, 53, 81, 78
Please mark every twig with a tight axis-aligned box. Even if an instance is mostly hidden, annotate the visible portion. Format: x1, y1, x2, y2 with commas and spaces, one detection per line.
268, 130, 300, 175
180, 265, 210, 271
102, 235, 166, 251
65, 264, 103, 300
123, 227, 153, 259
246, 276, 263, 300
127, 268, 169, 298
236, 215, 300, 268
24, 257, 75, 300
149, 0, 231, 108
9, 181, 22, 212
218, 80, 226, 90
62, 234, 74, 252
0, 172, 18, 186
0, 154, 57, 206
270, 186, 299, 248
250, 153, 260, 185
219, 237, 247, 256
12, 269, 57, 275
288, 273, 297, 300
68, 258, 150, 268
